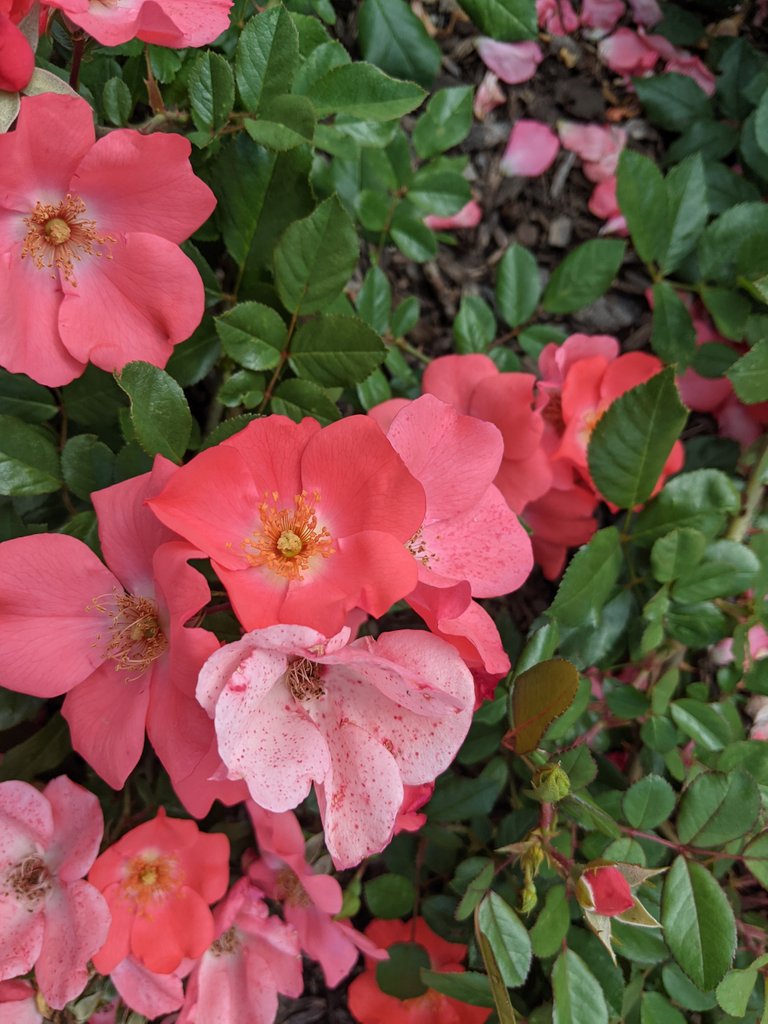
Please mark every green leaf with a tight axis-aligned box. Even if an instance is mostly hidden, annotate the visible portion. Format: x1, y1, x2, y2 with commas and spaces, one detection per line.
217, 370, 264, 408
408, 168, 472, 216
477, 892, 532, 988
474, 906, 519, 1024
166, 322, 221, 387
510, 658, 579, 754
413, 86, 474, 159
236, 7, 300, 113
115, 362, 193, 464
420, 970, 495, 1007
0, 415, 61, 496
356, 266, 392, 335
391, 204, 438, 262
311, 62, 426, 120
542, 239, 625, 315
651, 528, 707, 583
530, 885, 570, 958
454, 295, 496, 353
188, 50, 235, 132
552, 949, 609, 1024
289, 315, 386, 386
641, 992, 686, 1024
0, 691, 43, 731
244, 94, 316, 151
378, 943, 430, 999
455, 862, 495, 921
671, 539, 760, 603
427, 757, 508, 821
662, 856, 736, 990
727, 338, 768, 404
616, 149, 668, 264
677, 770, 760, 847
548, 527, 622, 627
660, 154, 708, 274
670, 699, 735, 751
634, 73, 713, 131
698, 203, 768, 284
744, 832, 768, 889
623, 775, 676, 829
588, 368, 687, 509
215, 302, 286, 370
270, 378, 340, 425
632, 470, 739, 547
716, 967, 759, 1018
365, 874, 416, 918
0, 714, 70, 782
700, 286, 751, 341
456, 0, 538, 40
61, 435, 115, 501
102, 76, 132, 126
359, 0, 441, 88
650, 282, 696, 368
0, 370, 57, 424
496, 243, 541, 327
665, 602, 729, 647
273, 196, 359, 314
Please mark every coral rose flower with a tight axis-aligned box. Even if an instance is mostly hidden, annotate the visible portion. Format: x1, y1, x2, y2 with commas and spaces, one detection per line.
0, 0, 33, 92
578, 865, 634, 916
149, 415, 426, 636
44, 0, 232, 47
0, 777, 110, 1010
0, 93, 216, 386
348, 917, 492, 1024
197, 625, 474, 868
89, 809, 230, 974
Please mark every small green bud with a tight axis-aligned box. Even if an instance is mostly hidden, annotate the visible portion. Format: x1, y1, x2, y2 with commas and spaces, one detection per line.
531, 762, 571, 803
519, 878, 538, 914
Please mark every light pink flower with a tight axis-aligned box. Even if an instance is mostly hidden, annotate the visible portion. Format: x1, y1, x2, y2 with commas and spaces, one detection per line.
424, 200, 483, 231
197, 626, 474, 868
44, 0, 232, 47
501, 119, 560, 177
537, 0, 579, 32
580, 0, 625, 32
474, 72, 506, 119
178, 877, 302, 1024
0, 777, 109, 1010
476, 38, 543, 84
89, 809, 230, 975
598, 28, 659, 75
0, 980, 40, 1024
247, 805, 386, 987
149, 415, 425, 637
0, 93, 215, 386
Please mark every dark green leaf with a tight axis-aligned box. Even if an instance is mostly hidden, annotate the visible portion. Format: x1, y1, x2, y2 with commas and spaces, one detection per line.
677, 770, 759, 846
727, 338, 768, 404
634, 73, 713, 132
542, 239, 625, 315
270, 378, 340, 424
356, 266, 392, 335
217, 370, 264, 408
496, 243, 541, 327
616, 149, 667, 264
476, 892, 532, 988
427, 757, 508, 821
632, 470, 739, 546
61, 435, 115, 501
0, 415, 61, 496
670, 700, 734, 751
273, 196, 359, 314
454, 295, 496, 353
244, 94, 316, 151
510, 658, 579, 753
289, 315, 386, 386
671, 539, 760, 603
455, 0, 538, 41
549, 527, 622, 627
365, 874, 416, 918
378, 943, 430, 998
623, 775, 676, 829
391, 204, 438, 262
102, 76, 132, 126
700, 286, 751, 341
650, 282, 696, 369
236, 7, 299, 113
188, 50, 235, 132
698, 202, 768, 283
0, 714, 70, 781
215, 302, 286, 370
530, 885, 570, 958
660, 154, 708, 274
588, 368, 687, 509
552, 949, 609, 1024
409, 169, 471, 216
359, 0, 441, 88
662, 856, 736, 990
651, 527, 707, 582
0, 370, 57, 424
311, 63, 426, 120
413, 86, 474, 159
115, 362, 193, 464
420, 970, 495, 1007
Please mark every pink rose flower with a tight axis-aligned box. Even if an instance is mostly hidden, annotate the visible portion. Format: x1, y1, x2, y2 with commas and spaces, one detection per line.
0, 93, 215, 386
109, 957, 188, 1019
0, 777, 110, 1009
0, 980, 40, 1024
149, 415, 426, 637
89, 809, 230, 975
178, 877, 302, 1024
247, 805, 387, 986
579, 865, 634, 916
0, 459, 243, 814
44, 0, 232, 47
197, 625, 475, 868
0, 0, 33, 92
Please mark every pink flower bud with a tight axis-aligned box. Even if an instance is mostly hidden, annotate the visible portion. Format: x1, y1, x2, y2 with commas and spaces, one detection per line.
579, 865, 633, 916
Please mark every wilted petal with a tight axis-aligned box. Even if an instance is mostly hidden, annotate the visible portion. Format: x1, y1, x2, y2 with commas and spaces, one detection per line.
501, 120, 560, 177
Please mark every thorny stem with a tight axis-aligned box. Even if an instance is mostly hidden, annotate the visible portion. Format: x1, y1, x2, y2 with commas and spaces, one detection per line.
727, 438, 768, 543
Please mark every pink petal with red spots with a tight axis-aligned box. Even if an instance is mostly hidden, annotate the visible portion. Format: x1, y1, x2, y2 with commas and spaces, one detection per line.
36, 881, 110, 1009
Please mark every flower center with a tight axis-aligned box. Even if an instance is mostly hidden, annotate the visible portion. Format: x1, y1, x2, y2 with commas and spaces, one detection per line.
122, 852, 181, 908
242, 491, 334, 581
542, 391, 565, 433
5, 855, 51, 907
211, 925, 241, 956
407, 526, 433, 567
286, 657, 325, 701
90, 591, 167, 675
275, 866, 313, 907
21, 193, 115, 287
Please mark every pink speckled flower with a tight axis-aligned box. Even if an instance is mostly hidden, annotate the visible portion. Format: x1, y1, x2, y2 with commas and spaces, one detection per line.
197, 625, 474, 868
45, 0, 231, 47
0, 777, 110, 1010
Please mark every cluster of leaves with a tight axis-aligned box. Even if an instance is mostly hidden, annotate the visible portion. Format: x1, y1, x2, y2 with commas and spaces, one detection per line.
1, 1, 768, 1023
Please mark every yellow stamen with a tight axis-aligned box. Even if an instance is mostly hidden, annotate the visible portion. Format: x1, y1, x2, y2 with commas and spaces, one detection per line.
242, 491, 334, 581
90, 591, 167, 675
21, 193, 115, 287
122, 853, 181, 908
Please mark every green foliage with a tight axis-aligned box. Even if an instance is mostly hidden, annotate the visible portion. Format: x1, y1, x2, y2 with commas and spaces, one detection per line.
455, 0, 538, 41
115, 362, 193, 463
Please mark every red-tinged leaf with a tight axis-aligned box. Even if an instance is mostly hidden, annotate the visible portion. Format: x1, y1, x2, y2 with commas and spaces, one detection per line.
509, 658, 579, 754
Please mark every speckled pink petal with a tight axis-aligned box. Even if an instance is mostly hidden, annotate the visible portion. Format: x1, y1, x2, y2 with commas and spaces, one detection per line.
0, 895, 44, 982
0, 781, 53, 867
42, 777, 103, 882
36, 881, 110, 1010
111, 956, 186, 1017
315, 719, 403, 869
